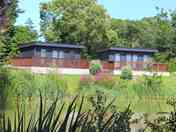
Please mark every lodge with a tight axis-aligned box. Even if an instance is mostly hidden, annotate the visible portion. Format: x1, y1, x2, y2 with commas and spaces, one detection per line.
11, 42, 168, 75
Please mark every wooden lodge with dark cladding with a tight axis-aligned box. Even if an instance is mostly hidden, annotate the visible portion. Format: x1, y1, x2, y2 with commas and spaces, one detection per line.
98, 47, 168, 72
18, 42, 84, 59
97, 47, 158, 62
11, 42, 169, 74
12, 42, 89, 69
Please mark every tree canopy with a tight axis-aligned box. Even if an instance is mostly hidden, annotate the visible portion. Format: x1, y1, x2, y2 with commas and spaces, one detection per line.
40, 0, 118, 58
0, 1, 38, 63
40, 0, 176, 61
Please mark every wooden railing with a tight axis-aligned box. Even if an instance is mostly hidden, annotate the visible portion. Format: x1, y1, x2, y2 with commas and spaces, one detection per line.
11, 57, 90, 69
11, 58, 168, 72
101, 61, 168, 72
11, 58, 33, 67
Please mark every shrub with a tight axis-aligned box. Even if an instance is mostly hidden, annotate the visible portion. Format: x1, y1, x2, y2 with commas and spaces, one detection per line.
89, 61, 102, 75
79, 73, 116, 91
120, 66, 133, 80
146, 97, 176, 132
95, 72, 116, 89
79, 75, 94, 89
168, 59, 176, 72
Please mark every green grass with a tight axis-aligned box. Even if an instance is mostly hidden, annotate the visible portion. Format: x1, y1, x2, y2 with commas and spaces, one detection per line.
3, 69, 176, 113
63, 75, 81, 93
60, 75, 176, 113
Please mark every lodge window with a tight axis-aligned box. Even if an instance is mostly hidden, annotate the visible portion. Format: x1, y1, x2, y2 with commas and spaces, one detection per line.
52, 50, 58, 58
109, 54, 114, 61
41, 49, 46, 58
58, 51, 64, 59
137, 55, 144, 61
120, 54, 127, 62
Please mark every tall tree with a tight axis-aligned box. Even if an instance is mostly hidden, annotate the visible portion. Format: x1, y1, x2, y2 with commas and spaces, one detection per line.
40, 0, 118, 58
0, 0, 21, 63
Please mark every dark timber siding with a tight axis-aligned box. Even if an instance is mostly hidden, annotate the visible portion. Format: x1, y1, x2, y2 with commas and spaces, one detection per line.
19, 47, 34, 58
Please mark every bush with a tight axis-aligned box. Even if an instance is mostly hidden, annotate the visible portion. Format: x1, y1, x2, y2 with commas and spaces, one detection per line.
94, 73, 116, 89
168, 59, 176, 72
89, 61, 102, 75
79, 73, 116, 91
120, 66, 133, 80
79, 75, 94, 89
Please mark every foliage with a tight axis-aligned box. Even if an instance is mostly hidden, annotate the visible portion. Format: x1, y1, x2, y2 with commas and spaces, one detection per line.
120, 66, 133, 80
0, 0, 21, 32
41, 72, 67, 99
168, 59, 176, 72
40, 0, 118, 57
146, 97, 176, 132
0, 0, 23, 62
79, 73, 116, 91
0, 66, 12, 112
79, 75, 94, 89
0, 94, 132, 132
87, 90, 132, 132
12, 25, 38, 45
89, 62, 102, 75
94, 73, 116, 89
9, 70, 67, 99
40, 1, 176, 61
133, 74, 162, 98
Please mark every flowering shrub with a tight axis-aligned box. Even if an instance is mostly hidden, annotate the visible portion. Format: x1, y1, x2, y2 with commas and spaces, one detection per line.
94, 73, 116, 89
79, 75, 94, 89
79, 73, 116, 90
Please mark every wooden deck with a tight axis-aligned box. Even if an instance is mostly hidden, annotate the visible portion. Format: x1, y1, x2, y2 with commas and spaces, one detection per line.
11, 58, 168, 72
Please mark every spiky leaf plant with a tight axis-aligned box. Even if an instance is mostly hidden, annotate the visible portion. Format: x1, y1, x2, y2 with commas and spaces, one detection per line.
0, 94, 132, 132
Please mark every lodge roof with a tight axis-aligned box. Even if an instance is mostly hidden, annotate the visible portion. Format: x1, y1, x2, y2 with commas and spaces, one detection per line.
19, 42, 85, 49
98, 47, 158, 53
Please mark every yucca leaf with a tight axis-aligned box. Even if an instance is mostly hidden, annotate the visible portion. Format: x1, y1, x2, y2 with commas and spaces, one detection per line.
80, 111, 90, 132
38, 93, 43, 131
71, 97, 84, 132
50, 103, 65, 132
7, 118, 12, 132
102, 98, 116, 117
58, 96, 78, 132
101, 112, 116, 131
68, 104, 76, 132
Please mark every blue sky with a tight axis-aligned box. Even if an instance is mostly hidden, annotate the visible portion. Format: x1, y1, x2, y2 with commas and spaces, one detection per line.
16, 0, 176, 31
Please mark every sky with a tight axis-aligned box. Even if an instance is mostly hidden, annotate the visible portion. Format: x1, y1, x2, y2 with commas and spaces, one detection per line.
16, 0, 176, 32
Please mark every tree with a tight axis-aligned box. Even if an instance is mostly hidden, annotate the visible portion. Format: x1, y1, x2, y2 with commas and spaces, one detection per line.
111, 19, 141, 48
12, 24, 38, 45
111, 9, 176, 62
40, 0, 118, 58
0, 0, 22, 63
